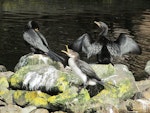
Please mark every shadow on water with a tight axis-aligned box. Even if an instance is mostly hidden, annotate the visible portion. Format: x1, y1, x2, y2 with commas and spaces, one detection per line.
0, 0, 150, 80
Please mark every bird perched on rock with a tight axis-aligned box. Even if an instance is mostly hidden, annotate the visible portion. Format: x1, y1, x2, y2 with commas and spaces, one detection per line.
69, 21, 142, 64
23, 21, 65, 64
62, 45, 115, 91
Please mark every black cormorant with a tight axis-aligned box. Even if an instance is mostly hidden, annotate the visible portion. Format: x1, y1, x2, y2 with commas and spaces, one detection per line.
23, 21, 65, 63
69, 21, 142, 64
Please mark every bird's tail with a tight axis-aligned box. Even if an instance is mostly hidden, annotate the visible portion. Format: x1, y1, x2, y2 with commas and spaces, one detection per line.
96, 80, 117, 89
47, 50, 65, 63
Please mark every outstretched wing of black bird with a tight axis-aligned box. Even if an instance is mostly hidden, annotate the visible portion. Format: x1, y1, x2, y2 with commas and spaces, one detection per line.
116, 33, 142, 55
106, 33, 141, 57
23, 29, 65, 62
69, 33, 102, 58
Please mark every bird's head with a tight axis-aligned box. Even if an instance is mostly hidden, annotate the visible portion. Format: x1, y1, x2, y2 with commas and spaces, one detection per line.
94, 21, 108, 36
26, 21, 39, 31
94, 21, 108, 28
61, 45, 79, 58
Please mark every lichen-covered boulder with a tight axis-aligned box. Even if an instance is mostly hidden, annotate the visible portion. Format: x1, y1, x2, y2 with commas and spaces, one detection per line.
8, 53, 141, 112
13, 90, 50, 108
145, 60, 150, 75
91, 64, 115, 78
14, 54, 64, 71
0, 77, 9, 90
9, 65, 72, 94
89, 64, 138, 107
0, 71, 14, 78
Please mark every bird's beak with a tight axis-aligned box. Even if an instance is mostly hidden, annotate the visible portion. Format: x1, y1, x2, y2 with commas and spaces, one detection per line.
61, 45, 69, 55
35, 28, 39, 32
94, 21, 101, 27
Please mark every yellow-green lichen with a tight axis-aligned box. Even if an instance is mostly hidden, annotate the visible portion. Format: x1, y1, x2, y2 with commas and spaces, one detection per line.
48, 89, 78, 104
9, 66, 31, 87
31, 97, 48, 106
0, 90, 9, 96
36, 91, 50, 99
56, 75, 69, 92
14, 90, 24, 100
48, 96, 56, 103
24, 91, 50, 107
25, 91, 38, 102
0, 77, 9, 89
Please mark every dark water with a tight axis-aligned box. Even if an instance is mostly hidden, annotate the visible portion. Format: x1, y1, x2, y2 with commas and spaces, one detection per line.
0, 0, 150, 79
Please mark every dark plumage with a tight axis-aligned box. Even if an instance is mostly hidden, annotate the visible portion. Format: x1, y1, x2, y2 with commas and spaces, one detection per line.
69, 21, 142, 64
62, 45, 114, 90
23, 21, 65, 64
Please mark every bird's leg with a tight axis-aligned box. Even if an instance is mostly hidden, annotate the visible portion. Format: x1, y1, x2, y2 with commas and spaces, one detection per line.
77, 83, 87, 94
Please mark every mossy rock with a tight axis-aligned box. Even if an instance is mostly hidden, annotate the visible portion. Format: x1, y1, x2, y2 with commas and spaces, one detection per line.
14, 54, 63, 71
0, 77, 9, 90
13, 90, 50, 108
90, 64, 115, 78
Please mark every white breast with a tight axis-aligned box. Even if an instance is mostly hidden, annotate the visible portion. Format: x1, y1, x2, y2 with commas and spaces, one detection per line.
68, 58, 87, 83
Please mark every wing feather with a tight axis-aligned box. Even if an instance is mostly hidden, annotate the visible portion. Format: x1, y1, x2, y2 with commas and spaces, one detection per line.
116, 33, 142, 55
76, 59, 101, 81
23, 29, 49, 53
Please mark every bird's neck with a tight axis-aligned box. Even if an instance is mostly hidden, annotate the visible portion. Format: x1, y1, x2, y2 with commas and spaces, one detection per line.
96, 36, 109, 45
98, 27, 108, 37
68, 58, 87, 83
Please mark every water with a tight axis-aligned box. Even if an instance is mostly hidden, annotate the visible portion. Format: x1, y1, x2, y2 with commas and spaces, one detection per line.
0, 0, 150, 79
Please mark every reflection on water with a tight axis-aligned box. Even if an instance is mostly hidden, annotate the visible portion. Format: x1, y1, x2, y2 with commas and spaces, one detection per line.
0, 0, 150, 79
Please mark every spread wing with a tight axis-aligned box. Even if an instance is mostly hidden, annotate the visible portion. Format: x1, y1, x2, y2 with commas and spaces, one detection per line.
76, 59, 102, 81
69, 33, 91, 52
106, 33, 142, 56
116, 33, 142, 55
23, 29, 49, 53
69, 33, 102, 58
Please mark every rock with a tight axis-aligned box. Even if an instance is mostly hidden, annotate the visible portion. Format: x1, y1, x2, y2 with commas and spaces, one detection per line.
85, 103, 119, 113
142, 87, 150, 100
53, 111, 67, 113
0, 76, 14, 104
126, 99, 150, 113
0, 99, 7, 106
7, 53, 143, 112
21, 106, 37, 113
89, 64, 138, 106
0, 104, 22, 113
145, 60, 150, 75
0, 65, 7, 72
136, 79, 150, 92
90, 64, 115, 78
9, 65, 72, 94
0, 71, 14, 78
30, 108, 49, 113
0, 77, 9, 90
14, 54, 64, 71
0, 90, 14, 105
48, 88, 90, 111
13, 90, 50, 108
